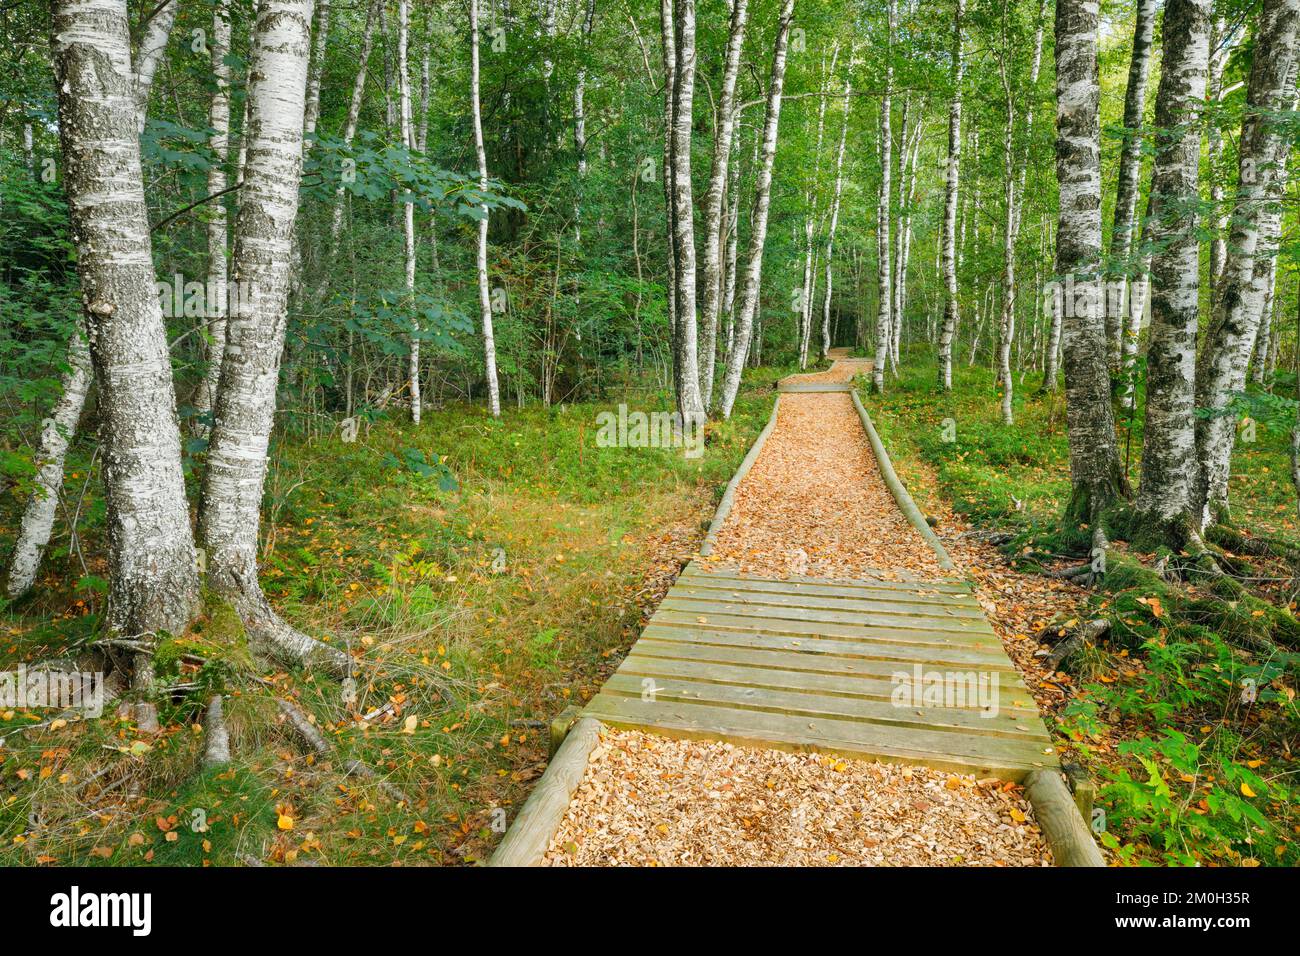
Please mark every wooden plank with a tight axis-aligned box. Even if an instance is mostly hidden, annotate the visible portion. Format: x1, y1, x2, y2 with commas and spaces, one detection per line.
601, 673, 1051, 742
652, 607, 999, 644
682, 566, 973, 595
581, 695, 1056, 779
614, 653, 1041, 713
640, 627, 1019, 672
673, 582, 985, 616
662, 593, 986, 627
628, 640, 1032, 691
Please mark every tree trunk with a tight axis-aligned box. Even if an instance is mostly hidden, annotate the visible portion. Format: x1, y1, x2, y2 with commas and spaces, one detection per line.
51, 0, 201, 637
717, 0, 796, 419
996, 0, 1046, 425
302, 0, 332, 152
822, 80, 852, 361
698, 0, 748, 407
199, 0, 347, 673
937, 0, 964, 392
659, 0, 677, 347
323, 0, 379, 265
470, 0, 501, 417
1053, 0, 1129, 523
1106, 0, 1158, 373
1134, 0, 1210, 543
1194, 0, 1300, 526
133, 0, 178, 132
398, 0, 420, 422
666, 0, 706, 428
873, 0, 895, 393
195, 0, 233, 436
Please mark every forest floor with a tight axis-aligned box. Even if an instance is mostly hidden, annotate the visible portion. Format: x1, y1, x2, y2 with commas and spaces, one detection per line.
0, 370, 780, 865
538, 352, 1054, 866
870, 355, 1300, 866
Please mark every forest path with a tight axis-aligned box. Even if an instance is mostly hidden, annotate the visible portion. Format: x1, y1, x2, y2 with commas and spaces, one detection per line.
580, 349, 1056, 778
539, 352, 1059, 865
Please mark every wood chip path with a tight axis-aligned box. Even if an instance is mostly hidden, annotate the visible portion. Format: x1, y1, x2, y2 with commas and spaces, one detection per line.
549, 351, 1056, 865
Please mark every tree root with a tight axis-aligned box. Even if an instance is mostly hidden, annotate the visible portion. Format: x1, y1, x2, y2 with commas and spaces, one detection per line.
221, 574, 352, 676
1043, 618, 1109, 672
203, 695, 231, 767
276, 699, 412, 805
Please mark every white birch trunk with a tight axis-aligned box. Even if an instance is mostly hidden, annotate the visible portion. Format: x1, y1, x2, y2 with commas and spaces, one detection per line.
667, 0, 706, 427
398, 0, 420, 422
133, 0, 178, 132
51, 0, 201, 637
195, 0, 232, 436
324, 0, 379, 262
821, 79, 851, 361
470, 0, 501, 417
937, 0, 964, 391
302, 0, 332, 151
198, 0, 348, 673
717, 0, 796, 419
1106, 0, 1158, 372
1194, 0, 1300, 525
1134, 0, 1210, 535
698, 0, 748, 408
1054, 0, 1127, 521
872, 0, 895, 393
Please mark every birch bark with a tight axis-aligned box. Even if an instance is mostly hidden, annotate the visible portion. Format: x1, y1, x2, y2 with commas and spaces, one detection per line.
1053, 0, 1128, 522
1134, 0, 1210, 539
937, 0, 964, 392
50, 0, 201, 638
470, 0, 502, 417
872, 0, 895, 393
199, 0, 348, 672
717, 0, 796, 418
698, 0, 748, 408
1194, 0, 1300, 525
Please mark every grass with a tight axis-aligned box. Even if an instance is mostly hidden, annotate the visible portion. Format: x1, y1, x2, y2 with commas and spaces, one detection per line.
867, 351, 1300, 866
0, 368, 782, 865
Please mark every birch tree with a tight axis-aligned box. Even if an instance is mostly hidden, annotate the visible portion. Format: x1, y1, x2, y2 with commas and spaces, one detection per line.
7, 0, 182, 600
198, 0, 348, 673
872, 0, 895, 394
698, 0, 749, 408
665, 0, 706, 428
194, 0, 233, 435
470, 0, 502, 417
1194, 0, 1300, 526
1053, 0, 1128, 524
49, 0, 201, 644
1106, 0, 1158, 372
398, 0, 420, 422
717, 0, 796, 419
937, 0, 964, 392
822, 78, 852, 361
1134, 0, 1210, 543
995, 0, 1045, 424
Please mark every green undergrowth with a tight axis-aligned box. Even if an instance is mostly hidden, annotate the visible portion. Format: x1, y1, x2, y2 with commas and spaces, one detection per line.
869, 353, 1300, 867
0, 368, 782, 865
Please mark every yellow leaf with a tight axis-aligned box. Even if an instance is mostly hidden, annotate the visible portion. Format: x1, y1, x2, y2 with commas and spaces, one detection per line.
1241, 782, 1257, 798
278, 814, 295, 831
1010, 807, 1027, 824
402, 715, 418, 734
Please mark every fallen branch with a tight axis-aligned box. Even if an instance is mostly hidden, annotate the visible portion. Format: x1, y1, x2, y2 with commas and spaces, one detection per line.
277, 699, 412, 805
1043, 618, 1110, 672
203, 695, 231, 767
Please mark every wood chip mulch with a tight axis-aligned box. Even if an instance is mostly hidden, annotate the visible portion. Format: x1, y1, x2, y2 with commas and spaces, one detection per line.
542, 729, 1051, 867
702, 356, 947, 581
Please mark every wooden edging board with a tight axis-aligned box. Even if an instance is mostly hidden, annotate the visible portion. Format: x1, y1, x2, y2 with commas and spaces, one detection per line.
488, 717, 603, 866
699, 394, 782, 557
850, 389, 956, 572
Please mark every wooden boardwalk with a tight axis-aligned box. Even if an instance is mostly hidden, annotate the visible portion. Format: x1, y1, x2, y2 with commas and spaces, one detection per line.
583, 563, 1057, 780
